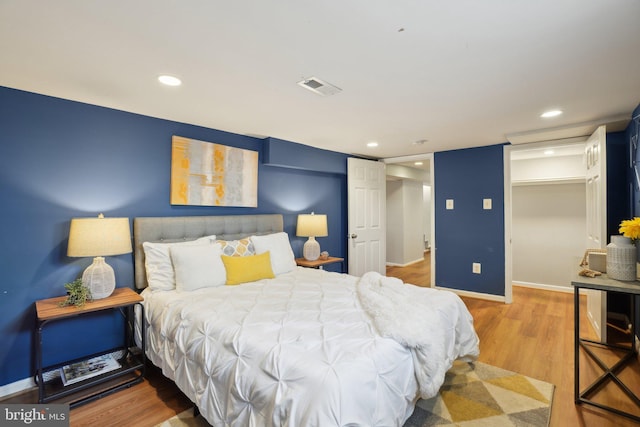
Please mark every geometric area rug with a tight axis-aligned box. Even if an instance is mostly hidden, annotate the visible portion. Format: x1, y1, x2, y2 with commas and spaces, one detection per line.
404, 361, 555, 427
156, 361, 554, 427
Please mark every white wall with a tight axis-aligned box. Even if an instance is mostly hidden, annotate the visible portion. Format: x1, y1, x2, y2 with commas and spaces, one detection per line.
403, 180, 425, 263
387, 164, 429, 182
512, 155, 584, 183
423, 185, 431, 249
512, 182, 586, 288
386, 179, 425, 266
386, 180, 404, 265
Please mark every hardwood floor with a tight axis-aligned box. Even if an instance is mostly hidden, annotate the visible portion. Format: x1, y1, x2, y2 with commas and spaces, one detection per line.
387, 252, 640, 427
386, 250, 431, 287
4, 254, 639, 426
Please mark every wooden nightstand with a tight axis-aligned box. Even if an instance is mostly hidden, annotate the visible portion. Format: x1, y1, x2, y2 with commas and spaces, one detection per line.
34, 287, 145, 407
296, 257, 345, 272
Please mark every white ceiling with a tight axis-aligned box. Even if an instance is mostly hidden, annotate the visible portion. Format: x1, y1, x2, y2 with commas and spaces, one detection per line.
1, 1, 639, 159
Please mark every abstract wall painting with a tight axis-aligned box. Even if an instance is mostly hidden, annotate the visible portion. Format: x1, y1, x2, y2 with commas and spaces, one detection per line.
170, 135, 258, 207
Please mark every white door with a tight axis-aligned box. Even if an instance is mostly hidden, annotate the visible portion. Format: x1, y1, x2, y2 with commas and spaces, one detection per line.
347, 158, 386, 276
585, 125, 607, 342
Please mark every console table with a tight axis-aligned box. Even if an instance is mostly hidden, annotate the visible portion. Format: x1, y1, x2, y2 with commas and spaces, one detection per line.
572, 274, 640, 421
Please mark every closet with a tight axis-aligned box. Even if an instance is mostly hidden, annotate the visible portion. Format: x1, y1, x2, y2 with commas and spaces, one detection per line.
511, 143, 587, 290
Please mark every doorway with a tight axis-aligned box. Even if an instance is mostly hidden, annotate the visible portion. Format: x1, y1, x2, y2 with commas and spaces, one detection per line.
507, 141, 588, 323
510, 140, 587, 292
383, 153, 434, 287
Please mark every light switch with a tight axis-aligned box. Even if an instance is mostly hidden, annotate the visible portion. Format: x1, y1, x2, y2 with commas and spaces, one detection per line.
446, 199, 454, 210
483, 198, 492, 210
472, 263, 481, 274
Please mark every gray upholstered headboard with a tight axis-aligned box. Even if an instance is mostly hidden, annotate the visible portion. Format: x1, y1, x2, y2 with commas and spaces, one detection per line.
133, 214, 284, 290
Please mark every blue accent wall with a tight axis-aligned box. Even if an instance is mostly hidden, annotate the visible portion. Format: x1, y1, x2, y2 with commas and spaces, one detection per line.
628, 103, 640, 332
0, 86, 348, 387
264, 137, 347, 174
606, 130, 631, 237
434, 144, 506, 296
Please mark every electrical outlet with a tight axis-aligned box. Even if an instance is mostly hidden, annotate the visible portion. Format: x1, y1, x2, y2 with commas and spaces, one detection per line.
483, 198, 492, 210
446, 199, 454, 210
472, 263, 481, 274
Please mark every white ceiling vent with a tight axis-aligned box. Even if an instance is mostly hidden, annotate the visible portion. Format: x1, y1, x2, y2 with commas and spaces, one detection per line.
297, 77, 341, 96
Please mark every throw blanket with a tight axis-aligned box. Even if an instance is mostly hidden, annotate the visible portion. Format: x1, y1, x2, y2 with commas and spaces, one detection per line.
357, 272, 480, 398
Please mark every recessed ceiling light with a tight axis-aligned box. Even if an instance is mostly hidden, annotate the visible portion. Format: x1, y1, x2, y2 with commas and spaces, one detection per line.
540, 110, 563, 118
158, 75, 182, 86
544, 150, 555, 155
367, 142, 379, 148
414, 161, 423, 166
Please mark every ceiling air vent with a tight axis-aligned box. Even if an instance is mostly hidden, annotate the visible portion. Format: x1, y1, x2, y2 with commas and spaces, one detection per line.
297, 77, 341, 96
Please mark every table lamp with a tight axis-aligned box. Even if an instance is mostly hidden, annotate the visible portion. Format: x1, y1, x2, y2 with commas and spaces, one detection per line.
296, 213, 328, 261
67, 213, 132, 299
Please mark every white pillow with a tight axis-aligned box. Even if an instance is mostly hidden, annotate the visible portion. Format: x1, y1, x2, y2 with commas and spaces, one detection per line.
142, 235, 215, 291
250, 232, 296, 275
171, 243, 226, 291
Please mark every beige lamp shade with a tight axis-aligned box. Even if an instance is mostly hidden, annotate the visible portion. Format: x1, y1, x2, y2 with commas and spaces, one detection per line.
296, 213, 328, 238
67, 214, 132, 299
67, 214, 132, 257
297, 213, 328, 261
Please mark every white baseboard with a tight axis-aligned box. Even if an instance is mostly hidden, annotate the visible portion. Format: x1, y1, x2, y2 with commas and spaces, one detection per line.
432, 281, 574, 302
512, 281, 574, 294
0, 377, 36, 399
386, 257, 424, 268
434, 286, 506, 302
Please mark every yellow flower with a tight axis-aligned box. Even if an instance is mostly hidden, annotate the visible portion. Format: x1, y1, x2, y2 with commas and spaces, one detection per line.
619, 217, 640, 240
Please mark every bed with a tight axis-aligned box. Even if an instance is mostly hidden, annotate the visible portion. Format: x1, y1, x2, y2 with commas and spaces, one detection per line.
134, 214, 479, 427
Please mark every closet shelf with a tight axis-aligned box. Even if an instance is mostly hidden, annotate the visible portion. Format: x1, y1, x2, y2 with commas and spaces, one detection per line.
512, 176, 585, 186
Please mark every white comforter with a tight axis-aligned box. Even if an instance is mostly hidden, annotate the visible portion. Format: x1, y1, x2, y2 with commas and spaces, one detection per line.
357, 271, 479, 398
142, 267, 478, 427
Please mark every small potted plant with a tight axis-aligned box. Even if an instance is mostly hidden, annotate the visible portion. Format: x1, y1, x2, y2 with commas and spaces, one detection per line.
59, 279, 93, 308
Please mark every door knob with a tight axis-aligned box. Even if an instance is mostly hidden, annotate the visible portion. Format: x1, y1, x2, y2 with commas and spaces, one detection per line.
350, 233, 358, 239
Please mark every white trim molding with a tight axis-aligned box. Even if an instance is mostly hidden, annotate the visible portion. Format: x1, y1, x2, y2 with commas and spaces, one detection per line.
503, 145, 513, 304
435, 286, 506, 303
513, 281, 574, 294
385, 257, 424, 268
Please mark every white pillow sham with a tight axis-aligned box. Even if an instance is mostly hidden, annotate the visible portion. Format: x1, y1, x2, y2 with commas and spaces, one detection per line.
250, 232, 296, 275
143, 235, 215, 291
171, 243, 226, 291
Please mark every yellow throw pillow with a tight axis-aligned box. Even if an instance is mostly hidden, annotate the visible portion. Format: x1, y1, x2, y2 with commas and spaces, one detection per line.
221, 251, 275, 285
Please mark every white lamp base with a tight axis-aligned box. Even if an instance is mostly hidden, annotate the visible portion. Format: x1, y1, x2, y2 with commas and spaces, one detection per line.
303, 237, 321, 261
82, 256, 116, 299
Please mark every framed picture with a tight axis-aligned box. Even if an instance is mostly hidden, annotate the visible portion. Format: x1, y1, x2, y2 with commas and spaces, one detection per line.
171, 136, 258, 207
